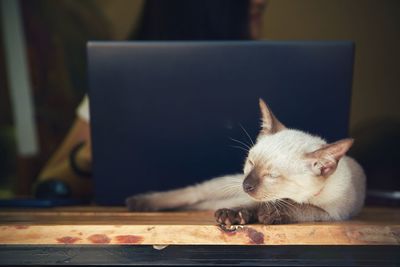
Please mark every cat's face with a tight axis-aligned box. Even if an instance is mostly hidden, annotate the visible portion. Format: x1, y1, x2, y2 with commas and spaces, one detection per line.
242, 99, 353, 203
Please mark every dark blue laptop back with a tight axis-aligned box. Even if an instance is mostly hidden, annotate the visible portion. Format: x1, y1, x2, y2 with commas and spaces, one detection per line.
88, 41, 354, 205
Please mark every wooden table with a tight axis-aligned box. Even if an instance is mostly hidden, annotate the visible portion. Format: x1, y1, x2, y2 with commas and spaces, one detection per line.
0, 206, 399, 266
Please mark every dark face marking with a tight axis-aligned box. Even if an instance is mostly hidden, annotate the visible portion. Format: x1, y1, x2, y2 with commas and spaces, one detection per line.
243, 169, 260, 194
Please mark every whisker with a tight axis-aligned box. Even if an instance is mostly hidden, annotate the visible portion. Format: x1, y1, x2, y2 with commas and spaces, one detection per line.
274, 202, 281, 217
229, 137, 251, 150
218, 184, 242, 192
277, 200, 296, 217
265, 200, 273, 213
214, 181, 244, 198
275, 200, 286, 211
276, 199, 296, 214
238, 123, 255, 146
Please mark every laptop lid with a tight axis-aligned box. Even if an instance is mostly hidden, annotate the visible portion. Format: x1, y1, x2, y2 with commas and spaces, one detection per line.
88, 41, 354, 205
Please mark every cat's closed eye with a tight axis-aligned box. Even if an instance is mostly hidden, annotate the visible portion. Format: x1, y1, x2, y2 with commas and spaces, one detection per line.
266, 172, 280, 179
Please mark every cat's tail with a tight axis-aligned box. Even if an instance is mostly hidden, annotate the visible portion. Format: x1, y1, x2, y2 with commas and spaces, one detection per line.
126, 174, 244, 211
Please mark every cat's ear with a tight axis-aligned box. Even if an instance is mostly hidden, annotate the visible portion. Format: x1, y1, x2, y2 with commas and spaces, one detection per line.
306, 138, 354, 177
259, 98, 286, 135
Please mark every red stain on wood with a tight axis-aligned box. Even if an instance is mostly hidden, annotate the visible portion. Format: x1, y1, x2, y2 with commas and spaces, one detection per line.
56, 236, 81, 244
14, 225, 29, 229
115, 235, 143, 244
224, 231, 237, 236
244, 227, 264, 244
88, 234, 111, 244
217, 225, 264, 244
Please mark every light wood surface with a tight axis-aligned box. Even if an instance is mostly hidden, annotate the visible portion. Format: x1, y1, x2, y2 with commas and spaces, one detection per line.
0, 206, 399, 245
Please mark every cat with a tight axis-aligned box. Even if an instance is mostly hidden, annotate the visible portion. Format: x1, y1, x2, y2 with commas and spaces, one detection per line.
126, 99, 366, 225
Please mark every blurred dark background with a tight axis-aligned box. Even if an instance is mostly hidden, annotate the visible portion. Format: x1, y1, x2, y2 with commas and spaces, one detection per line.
0, 0, 399, 201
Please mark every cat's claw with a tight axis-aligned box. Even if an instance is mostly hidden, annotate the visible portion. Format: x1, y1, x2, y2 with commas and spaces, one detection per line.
214, 208, 251, 226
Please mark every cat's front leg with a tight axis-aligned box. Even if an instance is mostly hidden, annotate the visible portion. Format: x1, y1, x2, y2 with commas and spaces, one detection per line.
214, 207, 257, 226
256, 203, 292, 224
257, 199, 332, 224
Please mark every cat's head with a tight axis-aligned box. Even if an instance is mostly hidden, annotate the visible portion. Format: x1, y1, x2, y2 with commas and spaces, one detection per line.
242, 99, 353, 203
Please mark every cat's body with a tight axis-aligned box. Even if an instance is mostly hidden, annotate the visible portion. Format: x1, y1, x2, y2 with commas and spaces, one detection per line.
126, 99, 366, 225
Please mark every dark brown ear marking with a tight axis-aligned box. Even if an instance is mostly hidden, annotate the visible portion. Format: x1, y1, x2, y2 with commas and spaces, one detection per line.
306, 138, 354, 177
259, 98, 286, 135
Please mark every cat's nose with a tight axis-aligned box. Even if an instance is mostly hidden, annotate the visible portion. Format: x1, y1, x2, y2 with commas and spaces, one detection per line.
243, 180, 256, 193
243, 170, 259, 193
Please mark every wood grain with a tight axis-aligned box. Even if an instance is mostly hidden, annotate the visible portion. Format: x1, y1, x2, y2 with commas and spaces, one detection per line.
0, 206, 399, 245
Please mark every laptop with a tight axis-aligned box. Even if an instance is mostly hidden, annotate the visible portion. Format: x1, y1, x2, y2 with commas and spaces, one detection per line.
88, 41, 354, 205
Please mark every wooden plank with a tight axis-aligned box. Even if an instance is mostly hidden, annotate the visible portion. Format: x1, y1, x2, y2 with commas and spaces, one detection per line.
0, 207, 399, 245
1, 207, 399, 225
1, 224, 399, 245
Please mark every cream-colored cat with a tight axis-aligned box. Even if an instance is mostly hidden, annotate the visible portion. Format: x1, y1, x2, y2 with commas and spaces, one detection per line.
126, 99, 366, 225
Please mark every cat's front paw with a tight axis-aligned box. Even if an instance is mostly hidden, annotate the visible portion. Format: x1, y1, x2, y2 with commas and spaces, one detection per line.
215, 208, 251, 226
126, 194, 158, 211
